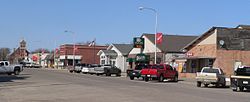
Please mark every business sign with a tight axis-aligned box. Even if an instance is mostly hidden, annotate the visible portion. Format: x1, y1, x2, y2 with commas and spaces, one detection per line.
133, 37, 144, 48
135, 54, 150, 62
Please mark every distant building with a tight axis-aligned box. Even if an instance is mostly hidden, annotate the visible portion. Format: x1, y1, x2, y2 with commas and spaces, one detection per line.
97, 44, 133, 72
9, 39, 29, 64
59, 44, 107, 68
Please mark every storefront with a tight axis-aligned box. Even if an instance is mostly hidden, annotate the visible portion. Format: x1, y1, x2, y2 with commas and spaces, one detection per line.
177, 25, 250, 78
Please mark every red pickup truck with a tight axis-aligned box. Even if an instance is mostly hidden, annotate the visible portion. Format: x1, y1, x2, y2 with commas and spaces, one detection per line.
141, 64, 178, 82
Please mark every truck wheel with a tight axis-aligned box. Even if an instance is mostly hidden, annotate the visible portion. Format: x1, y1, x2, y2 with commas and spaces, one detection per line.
106, 73, 111, 76
215, 83, 220, 87
69, 70, 73, 73
116, 73, 121, 77
145, 77, 149, 82
197, 82, 201, 87
221, 83, 226, 88
130, 76, 134, 80
204, 84, 209, 87
96, 74, 100, 76
158, 75, 164, 82
239, 87, 244, 92
14, 70, 20, 75
7, 73, 12, 75
173, 76, 178, 82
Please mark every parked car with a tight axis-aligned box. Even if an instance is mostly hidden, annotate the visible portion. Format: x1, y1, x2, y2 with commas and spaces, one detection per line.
88, 64, 100, 75
74, 63, 87, 73
231, 66, 250, 92
81, 64, 90, 74
22, 62, 41, 68
104, 66, 121, 76
196, 67, 226, 87
0, 61, 23, 75
141, 64, 178, 82
95, 65, 111, 76
128, 63, 150, 80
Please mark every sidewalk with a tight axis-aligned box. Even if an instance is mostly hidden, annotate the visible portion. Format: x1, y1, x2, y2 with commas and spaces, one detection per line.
178, 77, 231, 86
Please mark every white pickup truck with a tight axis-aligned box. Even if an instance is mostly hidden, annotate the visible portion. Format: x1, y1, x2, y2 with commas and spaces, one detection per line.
0, 61, 23, 75
196, 67, 226, 87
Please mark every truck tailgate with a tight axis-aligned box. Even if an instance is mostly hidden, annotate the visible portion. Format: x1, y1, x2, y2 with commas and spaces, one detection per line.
141, 69, 150, 75
148, 69, 158, 75
196, 73, 218, 81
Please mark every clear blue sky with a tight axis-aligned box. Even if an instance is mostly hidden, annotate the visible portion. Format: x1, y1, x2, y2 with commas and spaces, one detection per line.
1, 0, 250, 51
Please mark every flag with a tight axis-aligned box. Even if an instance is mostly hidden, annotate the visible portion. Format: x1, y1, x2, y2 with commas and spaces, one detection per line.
156, 32, 163, 44
88, 39, 96, 46
73, 46, 78, 51
55, 48, 59, 54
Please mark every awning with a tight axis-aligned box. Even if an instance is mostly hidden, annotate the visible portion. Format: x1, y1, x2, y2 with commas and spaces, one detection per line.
126, 58, 135, 62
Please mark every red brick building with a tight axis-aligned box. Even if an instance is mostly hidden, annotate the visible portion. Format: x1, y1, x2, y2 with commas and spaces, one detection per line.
59, 44, 107, 67
176, 25, 250, 78
9, 39, 29, 64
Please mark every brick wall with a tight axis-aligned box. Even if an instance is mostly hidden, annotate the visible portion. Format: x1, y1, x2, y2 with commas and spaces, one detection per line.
215, 50, 250, 76
187, 44, 217, 57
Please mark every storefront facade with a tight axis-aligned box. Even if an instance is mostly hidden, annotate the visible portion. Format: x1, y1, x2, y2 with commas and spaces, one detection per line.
178, 25, 250, 78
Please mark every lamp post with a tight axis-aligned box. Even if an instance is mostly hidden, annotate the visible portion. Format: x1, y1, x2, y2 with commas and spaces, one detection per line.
139, 6, 158, 64
64, 30, 76, 68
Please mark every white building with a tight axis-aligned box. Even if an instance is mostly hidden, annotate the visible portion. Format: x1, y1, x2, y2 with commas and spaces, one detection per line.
97, 44, 133, 73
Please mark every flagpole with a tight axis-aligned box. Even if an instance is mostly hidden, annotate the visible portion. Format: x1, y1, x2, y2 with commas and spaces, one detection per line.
93, 42, 95, 64
65, 30, 76, 68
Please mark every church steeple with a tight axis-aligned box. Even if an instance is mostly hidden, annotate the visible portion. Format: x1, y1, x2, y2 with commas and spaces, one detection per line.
20, 39, 26, 50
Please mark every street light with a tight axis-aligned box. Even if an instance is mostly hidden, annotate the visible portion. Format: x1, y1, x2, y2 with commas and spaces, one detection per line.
139, 6, 158, 64
64, 30, 76, 68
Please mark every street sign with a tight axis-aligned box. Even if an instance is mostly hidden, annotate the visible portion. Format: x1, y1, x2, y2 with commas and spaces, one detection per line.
133, 37, 144, 48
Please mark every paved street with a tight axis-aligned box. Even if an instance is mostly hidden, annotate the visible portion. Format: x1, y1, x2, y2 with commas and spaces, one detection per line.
0, 68, 249, 102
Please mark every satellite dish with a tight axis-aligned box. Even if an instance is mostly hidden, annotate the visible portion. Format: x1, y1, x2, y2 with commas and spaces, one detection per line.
219, 40, 225, 46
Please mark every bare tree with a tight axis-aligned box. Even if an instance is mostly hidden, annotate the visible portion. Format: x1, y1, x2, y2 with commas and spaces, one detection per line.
32, 48, 50, 54
0, 48, 10, 61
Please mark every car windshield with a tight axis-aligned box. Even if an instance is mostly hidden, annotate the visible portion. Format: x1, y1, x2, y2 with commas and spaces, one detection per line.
151, 65, 162, 69
202, 68, 220, 74
135, 64, 149, 70
236, 67, 250, 76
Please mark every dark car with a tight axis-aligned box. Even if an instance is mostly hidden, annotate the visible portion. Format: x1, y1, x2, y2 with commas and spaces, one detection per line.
231, 66, 250, 92
128, 64, 149, 80
104, 66, 121, 77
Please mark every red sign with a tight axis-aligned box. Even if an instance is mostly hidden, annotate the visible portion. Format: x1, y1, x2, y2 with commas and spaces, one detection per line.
156, 32, 163, 44
32, 55, 38, 61
55, 48, 59, 54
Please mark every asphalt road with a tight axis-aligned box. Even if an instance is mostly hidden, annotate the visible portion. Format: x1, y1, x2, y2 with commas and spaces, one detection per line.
0, 68, 249, 102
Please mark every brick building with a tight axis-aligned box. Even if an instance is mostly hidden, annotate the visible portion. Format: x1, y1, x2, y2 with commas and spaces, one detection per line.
59, 44, 107, 67
9, 39, 29, 64
176, 25, 250, 78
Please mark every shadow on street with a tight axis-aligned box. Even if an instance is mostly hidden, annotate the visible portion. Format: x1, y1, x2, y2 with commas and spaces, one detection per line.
0, 75, 30, 83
